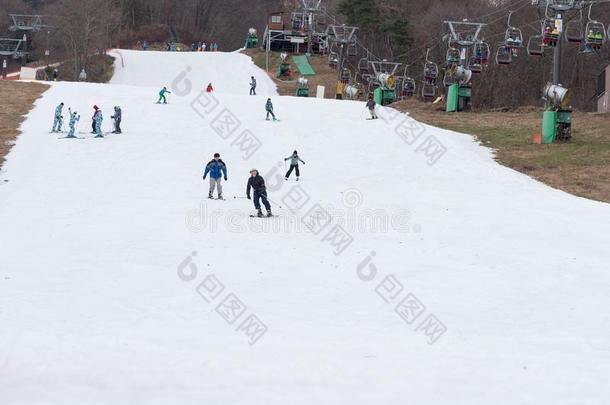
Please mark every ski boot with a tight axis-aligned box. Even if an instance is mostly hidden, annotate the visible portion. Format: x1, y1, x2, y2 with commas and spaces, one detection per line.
266, 210, 273, 217
257, 209, 264, 218
218, 194, 223, 200
296, 177, 299, 181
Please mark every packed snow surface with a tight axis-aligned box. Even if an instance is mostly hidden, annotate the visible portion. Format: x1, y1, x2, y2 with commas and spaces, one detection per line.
1, 49, 609, 405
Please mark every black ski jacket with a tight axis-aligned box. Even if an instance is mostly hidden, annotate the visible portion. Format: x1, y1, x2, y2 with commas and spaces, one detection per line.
246, 174, 266, 197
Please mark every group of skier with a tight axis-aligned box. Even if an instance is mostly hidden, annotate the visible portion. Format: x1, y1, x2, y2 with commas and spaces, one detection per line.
201, 149, 305, 217
51, 103, 121, 138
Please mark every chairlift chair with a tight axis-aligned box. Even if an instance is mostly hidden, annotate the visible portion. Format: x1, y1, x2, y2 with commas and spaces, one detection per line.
565, 10, 584, 43
584, 4, 606, 50
505, 28, 524, 48
527, 35, 544, 56
402, 77, 416, 97
421, 83, 436, 101
585, 21, 606, 49
542, 20, 560, 47
504, 12, 524, 49
328, 52, 339, 68
473, 42, 490, 65
468, 56, 483, 73
347, 43, 357, 56
495, 43, 512, 65
446, 47, 460, 66
424, 61, 438, 83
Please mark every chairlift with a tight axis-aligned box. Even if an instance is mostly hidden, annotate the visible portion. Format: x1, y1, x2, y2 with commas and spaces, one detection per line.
495, 43, 512, 65
584, 5, 606, 50
503, 11, 524, 49
468, 56, 482, 73
446, 47, 460, 66
347, 43, 357, 56
358, 57, 370, 72
527, 35, 544, 56
423, 49, 438, 83
328, 52, 339, 68
473, 42, 490, 65
542, 19, 561, 47
421, 83, 436, 101
402, 77, 416, 97
565, 9, 584, 43
341, 68, 351, 82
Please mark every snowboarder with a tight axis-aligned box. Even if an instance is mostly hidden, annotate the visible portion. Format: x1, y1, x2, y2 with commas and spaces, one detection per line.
284, 150, 305, 180
249, 76, 256, 95
51, 102, 64, 132
66, 109, 80, 138
93, 107, 103, 138
246, 169, 272, 217
111, 106, 122, 134
91, 105, 99, 133
157, 86, 171, 104
206, 83, 214, 93
203, 153, 228, 199
265, 98, 276, 121
53, 68, 58, 81
142, 40, 148, 51
366, 94, 378, 119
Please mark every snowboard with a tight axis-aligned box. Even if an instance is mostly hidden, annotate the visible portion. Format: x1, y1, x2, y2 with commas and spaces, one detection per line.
249, 214, 278, 218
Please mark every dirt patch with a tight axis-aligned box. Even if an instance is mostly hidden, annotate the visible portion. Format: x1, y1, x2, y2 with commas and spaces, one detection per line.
0, 81, 49, 169
396, 99, 610, 203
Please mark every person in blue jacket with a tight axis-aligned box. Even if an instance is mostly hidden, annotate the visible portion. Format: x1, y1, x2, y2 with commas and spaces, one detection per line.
203, 153, 228, 199
265, 98, 276, 121
66, 109, 80, 138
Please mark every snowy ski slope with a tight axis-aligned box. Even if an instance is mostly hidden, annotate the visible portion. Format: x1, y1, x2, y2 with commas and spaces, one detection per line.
1, 49, 609, 405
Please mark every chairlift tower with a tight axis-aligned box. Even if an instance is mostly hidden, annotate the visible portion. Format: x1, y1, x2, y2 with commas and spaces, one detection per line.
302, 0, 322, 55
444, 20, 486, 112
326, 24, 358, 81
532, 0, 603, 141
9, 14, 47, 32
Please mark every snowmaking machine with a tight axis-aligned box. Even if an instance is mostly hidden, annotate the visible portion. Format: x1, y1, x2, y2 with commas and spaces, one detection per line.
244, 28, 258, 48
295, 77, 309, 97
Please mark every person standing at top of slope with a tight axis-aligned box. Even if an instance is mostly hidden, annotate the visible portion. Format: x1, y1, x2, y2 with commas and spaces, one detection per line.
203, 153, 228, 199
157, 86, 171, 104
91, 105, 99, 133
265, 98, 277, 121
206, 83, 214, 93
249, 76, 256, 95
246, 169, 272, 217
51, 102, 64, 132
284, 150, 305, 181
366, 94, 378, 119
111, 106, 122, 134
93, 107, 103, 138
66, 109, 80, 138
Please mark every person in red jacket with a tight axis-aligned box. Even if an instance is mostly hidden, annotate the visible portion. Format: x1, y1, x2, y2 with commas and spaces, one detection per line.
206, 83, 213, 92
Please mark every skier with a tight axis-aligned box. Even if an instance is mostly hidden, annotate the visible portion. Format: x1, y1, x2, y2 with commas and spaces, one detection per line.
249, 76, 256, 95
66, 109, 80, 138
93, 107, 103, 138
246, 169, 272, 217
51, 102, 64, 132
157, 86, 171, 104
366, 94, 378, 119
111, 106, 122, 134
142, 40, 148, 51
91, 105, 99, 133
284, 150, 305, 181
206, 83, 214, 93
265, 98, 277, 121
203, 153, 228, 199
